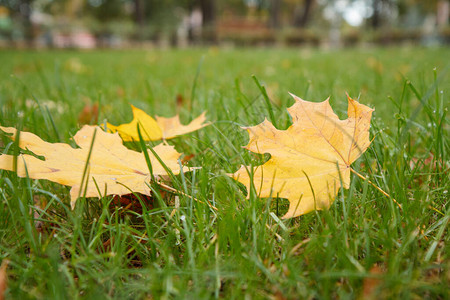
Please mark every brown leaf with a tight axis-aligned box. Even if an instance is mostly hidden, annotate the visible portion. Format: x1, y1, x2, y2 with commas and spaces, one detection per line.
0, 259, 9, 300
116, 87, 125, 98
33, 195, 46, 233
78, 102, 99, 125
176, 93, 185, 108
361, 264, 384, 299
181, 154, 195, 164
110, 193, 158, 214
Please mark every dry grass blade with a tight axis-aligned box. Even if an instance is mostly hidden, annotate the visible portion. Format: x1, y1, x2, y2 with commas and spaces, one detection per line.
158, 181, 218, 211
289, 238, 311, 256
350, 168, 402, 210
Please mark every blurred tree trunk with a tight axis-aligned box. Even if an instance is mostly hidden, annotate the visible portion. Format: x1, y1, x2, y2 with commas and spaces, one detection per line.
269, 0, 281, 28
134, 0, 145, 40
200, 0, 215, 27
20, 0, 34, 46
371, 0, 394, 29
199, 0, 216, 42
293, 0, 314, 28
134, 0, 145, 27
371, 0, 381, 29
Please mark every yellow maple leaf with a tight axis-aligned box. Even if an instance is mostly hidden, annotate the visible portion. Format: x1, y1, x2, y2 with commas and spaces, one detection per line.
233, 93, 374, 219
106, 105, 209, 141
0, 125, 189, 209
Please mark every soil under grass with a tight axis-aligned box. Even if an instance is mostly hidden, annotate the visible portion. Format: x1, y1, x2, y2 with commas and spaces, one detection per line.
0, 47, 448, 299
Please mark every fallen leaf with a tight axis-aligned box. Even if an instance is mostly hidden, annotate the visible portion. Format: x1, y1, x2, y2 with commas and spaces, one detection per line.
116, 86, 125, 98
0, 125, 189, 209
65, 57, 88, 74
176, 93, 185, 108
361, 264, 384, 299
78, 101, 99, 125
33, 195, 47, 233
366, 57, 383, 74
409, 152, 440, 171
181, 154, 195, 164
233, 93, 373, 219
0, 259, 8, 300
110, 192, 160, 214
106, 105, 209, 141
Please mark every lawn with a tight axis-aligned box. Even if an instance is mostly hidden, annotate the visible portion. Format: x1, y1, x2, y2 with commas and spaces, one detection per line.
0, 47, 448, 299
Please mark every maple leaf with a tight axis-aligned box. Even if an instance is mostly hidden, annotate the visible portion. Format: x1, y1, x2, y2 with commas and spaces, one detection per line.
106, 105, 209, 141
233, 93, 374, 219
0, 125, 189, 209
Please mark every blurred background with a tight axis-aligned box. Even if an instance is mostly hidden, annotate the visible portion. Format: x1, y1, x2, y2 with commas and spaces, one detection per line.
0, 0, 448, 49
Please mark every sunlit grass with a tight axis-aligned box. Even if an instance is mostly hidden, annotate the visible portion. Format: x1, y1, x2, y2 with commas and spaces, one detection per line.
0, 47, 448, 299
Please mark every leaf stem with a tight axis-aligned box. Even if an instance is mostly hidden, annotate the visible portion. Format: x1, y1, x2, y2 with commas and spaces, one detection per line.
350, 168, 402, 210
157, 181, 218, 212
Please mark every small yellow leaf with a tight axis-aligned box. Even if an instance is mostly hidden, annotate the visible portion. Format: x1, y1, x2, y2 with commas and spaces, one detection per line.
233, 93, 374, 219
106, 105, 209, 141
0, 125, 189, 209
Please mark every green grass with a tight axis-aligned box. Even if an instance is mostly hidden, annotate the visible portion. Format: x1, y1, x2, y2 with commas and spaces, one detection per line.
0, 47, 448, 299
